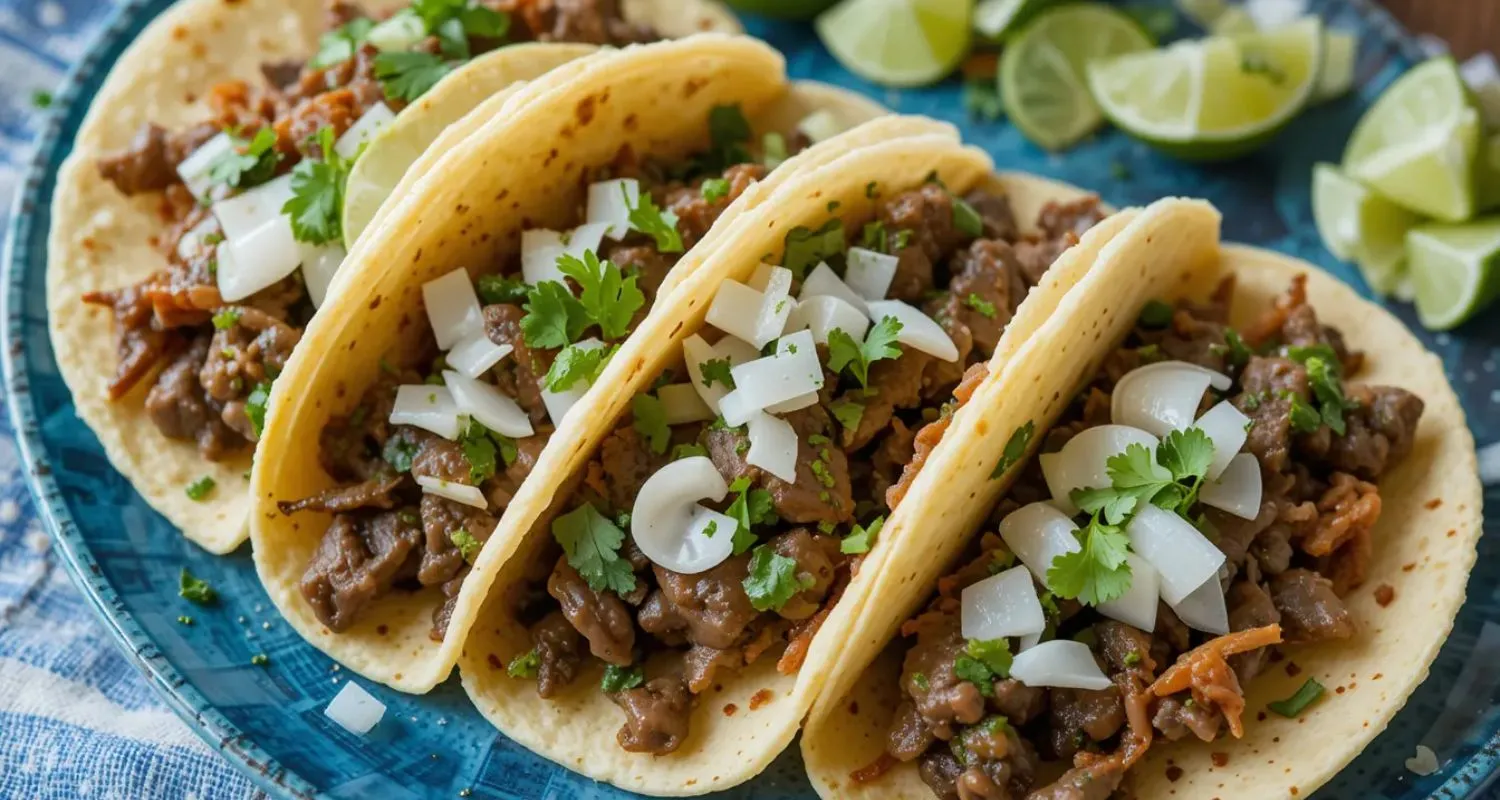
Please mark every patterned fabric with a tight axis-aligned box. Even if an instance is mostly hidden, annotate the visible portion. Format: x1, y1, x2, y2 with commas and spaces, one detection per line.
0, 1, 256, 797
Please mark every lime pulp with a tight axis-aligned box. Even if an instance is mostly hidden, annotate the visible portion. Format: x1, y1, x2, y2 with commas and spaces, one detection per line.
816, 0, 975, 88
1405, 218, 1500, 330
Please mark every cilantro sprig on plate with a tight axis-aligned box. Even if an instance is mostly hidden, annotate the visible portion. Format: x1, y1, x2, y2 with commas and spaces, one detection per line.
828, 317, 903, 388
209, 127, 281, 191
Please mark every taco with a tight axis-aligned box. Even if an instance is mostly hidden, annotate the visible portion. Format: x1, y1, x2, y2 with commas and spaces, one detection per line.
249, 35, 896, 693
448, 122, 1140, 794
800, 199, 1481, 800
46, 0, 738, 554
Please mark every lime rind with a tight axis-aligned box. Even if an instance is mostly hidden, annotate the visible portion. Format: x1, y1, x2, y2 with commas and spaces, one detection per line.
1406, 219, 1500, 329
1312, 162, 1423, 295
817, 0, 974, 88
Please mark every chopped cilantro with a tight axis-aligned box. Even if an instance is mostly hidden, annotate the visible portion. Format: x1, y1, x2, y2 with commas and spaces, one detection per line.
671, 443, 708, 460
375, 51, 452, 103
411, 0, 509, 59
449, 527, 481, 563
1268, 677, 1325, 717
520, 280, 588, 348
553, 503, 636, 594
1304, 357, 1356, 435
1071, 428, 1213, 524
743, 544, 813, 612
1288, 392, 1322, 433
1046, 515, 1133, 606
699, 357, 735, 390
706, 104, 753, 169
1137, 299, 1175, 328
1124, 650, 1142, 667
601, 664, 645, 693
701, 177, 730, 203
952, 655, 996, 696
624, 185, 684, 254
383, 435, 418, 473
829, 398, 865, 438
952, 195, 984, 237
558, 249, 644, 339
31, 89, 53, 109
782, 219, 846, 280
842, 516, 883, 554
476, 274, 529, 305
827, 316, 903, 387
761, 132, 788, 169
545, 342, 612, 392
178, 568, 217, 605
245, 382, 272, 438
631, 393, 670, 455
912, 672, 930, 692
185, 476, 216, 501
211, 307, 241, 330
310, 17, 375, 68
965, 293, 997, 319
726, 476, 776, 554
284, 127, 353, 246
458, 418, 500, 483
966, 638, 1013, 678
208, 126, 280, 190
506, 648, 540, 679
1222, 329, 1252, 368
990, 421, 1035, 479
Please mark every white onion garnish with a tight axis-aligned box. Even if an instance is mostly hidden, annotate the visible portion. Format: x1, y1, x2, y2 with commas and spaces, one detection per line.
961, 565, 1046, 641
335, 102, 396, 159
567, 223, 609, 262
721, 330, 824, 424
752, 266, 796, 348
1040, 425, 1159, 516
175, 132, 234, 201
706, 280, 766, 346
1018, 632, 1042, 652
745, 411, 798, 483
422, 268, 484, 351
175, 216, 220, 262
998, 502, 1080, 590
1111, 361, 1230, 438
586, 178, 639, 240
300, 242, 345, 309
1171, 575, 1229, 634
1010, 640, 1112, 691
1195, 400, 1250, 480
659, 383, 715, 425
389, 385, 463, 439
539, 338, 603, 426
324, 681, 385, 735
799, 262, 870, 316
1200, 453, 1262, 520
447, 333, 513, 379
443, 370, 534, 438
521, 229, 569, 286
683, 335, 729, 414
765, 391, 819, 414
1125, 504, 1226, 605
212, 173, 294, 239
797, 109, 844, 143
866, 300, 958, 361
416, 475, 488, 509
631, 456, 737, 574
790, 294, 869, 345
1098, 553, 1160, 632
367, 11, 425, 52
218, 216, 301, 302
845, 247, 898, 301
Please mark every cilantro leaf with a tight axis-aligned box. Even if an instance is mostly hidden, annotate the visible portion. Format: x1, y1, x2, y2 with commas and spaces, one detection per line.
1286, 391, 1321, 433
966, 638, 1013, 677
178, 568, 217, 605
553, 503, 636, 594
625, 185, 684, 253
375, 51, 452, 103
450, 527, 481, 562
1071, 442, 1173, 524
1221, 329, 1252, 368
952, 655, 996, 697
989, 421, 1034, 479
185, 476, 216, 501
631, 393, 670, 455
671, 443, 708, 460
1304, 357, 1355, 436
699, 357, 735, 390
701, 178, 730, 203
545, 343, 611, 392
965, 293, 997, 319
212, 308, 242, 330
706, 104, 753, 169
383, 434, 418, 473
1267, 677, 1325, 718
283, 127, 353, 245
782, 219, 846, 280
520, 281, 588, 348
1137, 299, 1174, 328
726, 477, 776, 554
829, 398, 865, 441
245, 382, 272, 438
208, 127, 280, 190
477, 274, 529, 305
311, 17, 375, 68
1046, 515, 1133, 606
952, 195, 983, 237
506, 648, 540, 679
1285, 344, 1341, 368
743, 544, 813, 612
827, 317, 904, 388
458, 418, 498, 483
1157, 427, 1214, 483
557, 250, 644, 340
601, 664, 645, 693
841, 516, 884, 554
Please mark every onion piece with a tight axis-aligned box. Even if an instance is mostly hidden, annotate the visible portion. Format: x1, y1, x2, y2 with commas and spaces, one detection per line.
218, 216, 301, 302
1200, 453, 1262, 520
416, 475, 488, 508
845, 247, 898, 301
1125, 504, 1226, 605
1041, 425, 1159, 516
1171, 576, 1229, 634
659, 383, 715, 425
998, 502, 1080, 589
722, 331, 824, 424
1010, 640, 1112, 691
443, 370, 534, 438
1195, 400, 1251, 480
300, 242, 345, 308
745, 411, 798, 483
1111, 361, 1230, 438
1018, 632, 1042, 652
175, 132, 234, 201
212, 173, 294, 240
175, 216, 221, 262
447, 334, 513, 379
521, 229, 569, 286
390, 384, 462, 439
753, 266, 796, 347
324, 681, 385, 735
1098, 553, 1159, 632
335, 102, 396, 159
631, 456, 737, 574
799, 262, 870, 316
586, 178, 639, 240
367, 11, 425, 51
797, 109, 844, 143
961, 565, 1046, 641
566, 223, 609, 263
539, 338, 603, 426
765, 391, 818, 414
866, 300, 958, 361
790, 294, 869, 345
683, 335, 729, 413
706, 280, 766, 346
422, 268, 484, 351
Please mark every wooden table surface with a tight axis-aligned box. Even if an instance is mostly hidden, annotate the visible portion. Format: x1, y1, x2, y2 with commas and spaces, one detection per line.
1380, 0, 1498, 60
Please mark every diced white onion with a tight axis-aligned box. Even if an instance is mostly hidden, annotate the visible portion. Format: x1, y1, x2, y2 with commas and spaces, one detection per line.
707, 280, 766, 346
961, 565, 1046, 641
1200, 453, 1262, 520
1040, 425, 1159, 516
1125, 504, 1226, 605
683, 335, 728, 414
797, 110, 844, 143
443, 370, 534, 438
218, 216, 301, 302
1195, 400, 1250, 480
422, 268, 484, 351
586, 178, 640, 240
539, 338, 603, 426
175, 216, 220, 261
1111, 361, 1230, 438
866, 300, 958, 361
1171, 575, 1229, 634
717, 390, 755, 428
324, 681, 385, 735
1018, 632, 1042, 652
1010, 640, 1112, 691
335, 102, 396, 160
748, 263, 778, 291
845, 247, 898, 301
765, 392, 819, 414
300, 242, 345, 308
212, 173, 294, 240
416, 475, 488, 508
722, 331, 824, 424
521, 229, 569, 286
447, 334, 513, 379
659, 383, 715, 425
566, 223, 609, 262
998, 502, 1080, 590
631, 456, 737, 574
1098, 553, 1159, 632
1245, 0, 1306, 30
789, 294, 868, 345
745, 411, 798, 483
799, 262, 870, 316
367, 11, 425, 52
175, 132, 234, 201
753, 266, 796, 348
390, 384, 462, 439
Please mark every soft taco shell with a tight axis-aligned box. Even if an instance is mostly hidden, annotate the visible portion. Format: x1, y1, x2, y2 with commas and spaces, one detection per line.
800, 201, 1481, 800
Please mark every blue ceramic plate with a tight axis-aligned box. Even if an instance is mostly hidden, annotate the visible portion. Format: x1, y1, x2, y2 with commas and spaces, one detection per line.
6, 0, 1499, 797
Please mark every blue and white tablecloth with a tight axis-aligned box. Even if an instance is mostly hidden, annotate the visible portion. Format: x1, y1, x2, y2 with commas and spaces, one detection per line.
0, 1, 257, 797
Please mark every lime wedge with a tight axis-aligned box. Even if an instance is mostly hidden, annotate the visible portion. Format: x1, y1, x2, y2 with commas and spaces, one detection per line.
1312, 163, 1422, 294
1209, 7, 1256, 35
973, 0, 1051, 39
1087, 17, 1321, 161
1478, 133, 1500, 212
1343, 58, 1481, 222
1174, 0, 1227, 29
816, 0, 975, 88
999, 3, 1154, 150
1312, 30, 1357, 103
723, 0, 839, 19
1406, 218, 1500, 329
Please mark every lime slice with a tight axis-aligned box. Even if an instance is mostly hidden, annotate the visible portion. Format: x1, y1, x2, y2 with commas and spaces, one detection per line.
1312, 163, 1423, 294
1312, 30, 1357, 103
973, 0, 1052, 39
998, 3, 1154, 150
816, 0, 974, 88
1478, 133, 1500, 212
1406, 218, 1500, 329
723, 0, 839, 19
1087, 17, 1321, 161
1343, 58, 1481, 222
